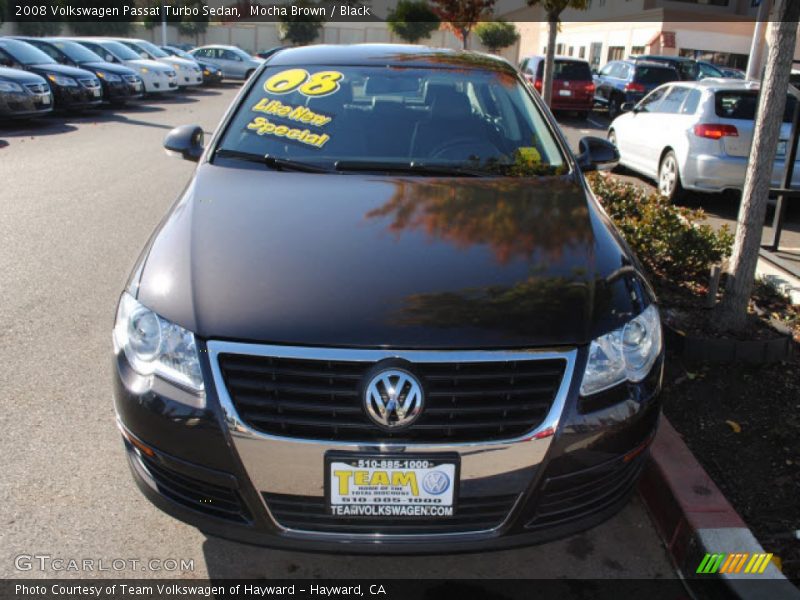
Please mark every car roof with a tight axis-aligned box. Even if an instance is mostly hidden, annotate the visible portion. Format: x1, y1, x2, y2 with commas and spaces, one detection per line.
636, 54, 695, 63
268, 44, 516, 72
614, 59, 676, 70
522, 55, 589, 63
659, 78, 760, 91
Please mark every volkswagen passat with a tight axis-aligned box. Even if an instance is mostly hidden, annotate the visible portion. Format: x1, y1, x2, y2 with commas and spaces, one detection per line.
113, 44, 663, 553
0, 38, 101, 110
0, 66, 52, 119
115, 38, 202, 88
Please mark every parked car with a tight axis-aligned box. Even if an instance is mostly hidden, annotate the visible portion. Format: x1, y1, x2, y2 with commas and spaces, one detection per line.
189, 45, 263, 80
518, 55, 594, 119
594, 59, 680, 119
0, 66, 52, 119
15, 37, 143, 105
703, 63, 745, 80
607, 79, 800, 201
171, 43, 195, 53
114, 44, 664, 553
71, 38, 177, 94
0, 38, 102, 110
115, 38, 202, 88
255, 47, 286, 60
161, 45, 223, 85
633, 55, 723, 81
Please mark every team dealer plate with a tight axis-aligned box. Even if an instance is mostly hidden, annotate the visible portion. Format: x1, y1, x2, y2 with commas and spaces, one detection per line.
325, 453, 459, 518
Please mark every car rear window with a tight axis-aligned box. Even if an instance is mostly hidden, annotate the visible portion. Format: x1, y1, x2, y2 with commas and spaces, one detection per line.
634, 66, 679, 85
715, 91, 797, 122
217, 62, 567, 176
536, 60, 592, 81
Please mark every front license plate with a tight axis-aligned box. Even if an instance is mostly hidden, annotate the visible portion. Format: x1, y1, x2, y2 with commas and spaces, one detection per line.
559, 89, 572, 96
39, 94, 50, 105
92, 88, 102, 97
325, 453, 459, 518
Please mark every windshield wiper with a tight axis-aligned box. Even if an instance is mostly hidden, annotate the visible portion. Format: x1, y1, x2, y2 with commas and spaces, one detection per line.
333, 160, 489, 177
214, 149, 333, 173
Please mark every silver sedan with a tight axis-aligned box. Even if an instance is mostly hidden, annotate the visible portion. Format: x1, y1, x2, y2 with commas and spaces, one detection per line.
189, 45, 263, 80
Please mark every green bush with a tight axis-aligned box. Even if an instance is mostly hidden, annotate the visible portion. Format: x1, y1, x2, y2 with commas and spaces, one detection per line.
474, 20, 519, 53
387, 0, 440, 44
586, 173, 733, 282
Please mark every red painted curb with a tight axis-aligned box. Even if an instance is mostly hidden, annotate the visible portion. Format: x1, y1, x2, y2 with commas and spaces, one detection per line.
638, 417, 746, 567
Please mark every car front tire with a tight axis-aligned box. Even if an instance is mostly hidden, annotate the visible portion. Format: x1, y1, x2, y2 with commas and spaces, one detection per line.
608, 96, 622, 120
658, 150, 684, 202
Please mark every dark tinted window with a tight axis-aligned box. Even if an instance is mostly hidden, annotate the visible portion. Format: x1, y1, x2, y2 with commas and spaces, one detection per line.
0, 39, 55, 65
536, 60, 592, 81
634, 66, 679, 85
715, 91, 797, 122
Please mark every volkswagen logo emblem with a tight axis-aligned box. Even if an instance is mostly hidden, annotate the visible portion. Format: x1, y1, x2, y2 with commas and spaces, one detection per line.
364, 368, 424, 429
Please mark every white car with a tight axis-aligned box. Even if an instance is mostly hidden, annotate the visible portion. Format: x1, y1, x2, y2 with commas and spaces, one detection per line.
115, 38, 202, 88
71, 38, 177, 94
189, 45, 263, 80
608, 78, 800, 201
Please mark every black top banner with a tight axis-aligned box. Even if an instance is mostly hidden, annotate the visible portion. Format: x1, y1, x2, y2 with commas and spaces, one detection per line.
0, 0, 786, 24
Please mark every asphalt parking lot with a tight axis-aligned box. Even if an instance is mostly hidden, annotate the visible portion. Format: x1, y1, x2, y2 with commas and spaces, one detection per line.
0, 87, 681, 581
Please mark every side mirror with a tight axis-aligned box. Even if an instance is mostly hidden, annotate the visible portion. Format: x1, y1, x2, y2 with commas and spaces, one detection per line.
621, 101, 636, 113
164, 125, 205, 162
577, 136, 620, 172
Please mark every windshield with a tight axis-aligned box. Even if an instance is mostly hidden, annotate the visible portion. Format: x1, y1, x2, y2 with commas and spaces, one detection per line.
52, 40, 103, 63
100, 40, 141, 61
136, 40, 169, 58
217, 65, 566, 176
0, 39, 55, 65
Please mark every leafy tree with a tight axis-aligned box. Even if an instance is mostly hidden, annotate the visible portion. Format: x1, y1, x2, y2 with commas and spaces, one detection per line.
178, 1, 209, 45
715, 0, 800, 331
387, 0, 440, 44
526, 0, 589, 106
474, 20, 518, 53
277, 0, 325, 46
431, 0, 495, 50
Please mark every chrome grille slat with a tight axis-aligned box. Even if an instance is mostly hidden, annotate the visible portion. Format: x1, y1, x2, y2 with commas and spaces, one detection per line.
218, 352, 566, 442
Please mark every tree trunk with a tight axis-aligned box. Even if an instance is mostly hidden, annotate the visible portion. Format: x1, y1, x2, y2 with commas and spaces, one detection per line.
543, 15, 558, 107
715, 0, 800, 331
461, 27, 469, 50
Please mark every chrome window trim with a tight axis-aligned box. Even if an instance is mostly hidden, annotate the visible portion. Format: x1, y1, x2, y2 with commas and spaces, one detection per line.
207, 341, 577, 540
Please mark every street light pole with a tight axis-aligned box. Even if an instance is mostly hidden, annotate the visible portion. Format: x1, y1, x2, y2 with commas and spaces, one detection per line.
161, 0, 168, 46
746, 0, 772, 80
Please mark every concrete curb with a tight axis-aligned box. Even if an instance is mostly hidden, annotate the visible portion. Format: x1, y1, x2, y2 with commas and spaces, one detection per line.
637, 418, 800, 599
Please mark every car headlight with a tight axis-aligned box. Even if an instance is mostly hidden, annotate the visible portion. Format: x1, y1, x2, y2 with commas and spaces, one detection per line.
47, 74, 77, 87
580, 304, 662, 396
173, 63, 182, 70
113, 292, 204, 394
0, 80, 23, 92
98, 72, 121, 82
139, 67, 149, 74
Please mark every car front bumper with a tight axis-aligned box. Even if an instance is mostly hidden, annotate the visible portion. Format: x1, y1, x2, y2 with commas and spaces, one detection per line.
113, 341, 663, 553
103, 78, 145, 103
52, 84, 102, 109
0, 90, 53, 118
683, 153, 800, 193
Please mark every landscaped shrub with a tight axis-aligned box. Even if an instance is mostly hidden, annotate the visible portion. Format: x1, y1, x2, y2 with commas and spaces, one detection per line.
586, 173, 734, 283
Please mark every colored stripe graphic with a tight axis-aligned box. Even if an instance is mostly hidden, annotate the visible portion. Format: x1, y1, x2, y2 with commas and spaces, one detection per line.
697, 553, 774, 574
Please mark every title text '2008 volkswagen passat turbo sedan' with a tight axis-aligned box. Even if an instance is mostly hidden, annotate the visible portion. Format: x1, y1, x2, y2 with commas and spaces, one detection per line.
113, 45, 664, 553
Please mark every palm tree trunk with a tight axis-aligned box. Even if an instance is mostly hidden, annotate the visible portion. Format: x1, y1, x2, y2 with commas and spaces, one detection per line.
715, 0, 800, 331
543, 15, 558, 107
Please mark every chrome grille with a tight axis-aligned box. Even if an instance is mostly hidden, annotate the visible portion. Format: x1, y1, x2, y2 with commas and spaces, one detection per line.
264, 492, 519, 534
24, 83, 48, 94
218, 352, 566, 442
78, 78, 100, 89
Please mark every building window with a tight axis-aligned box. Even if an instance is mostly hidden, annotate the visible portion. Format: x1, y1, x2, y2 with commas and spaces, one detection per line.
579, 46, 586, 59
589, 42, 603, 68
630, 46, 645, 56
607, 46, 625, 62
556, 43, 565, 55
568, 46, 574, 56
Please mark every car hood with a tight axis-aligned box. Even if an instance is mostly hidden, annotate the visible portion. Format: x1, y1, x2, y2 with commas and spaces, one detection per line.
0, 66, 46, 84
125, 58, 170, 72
80, 61, 136, 76
27, 63, 96, 79
157, 56, 197, 69
135, 164, 644, 349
